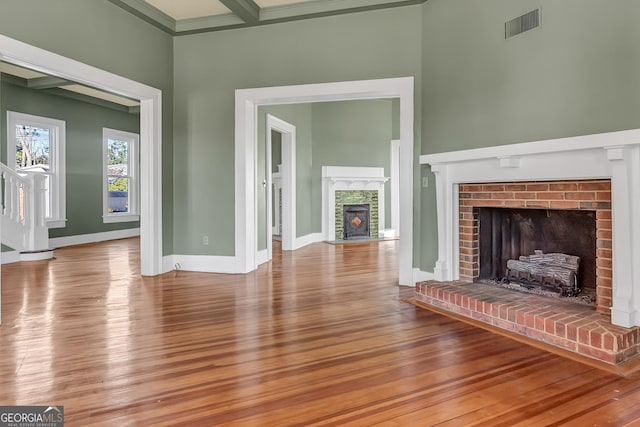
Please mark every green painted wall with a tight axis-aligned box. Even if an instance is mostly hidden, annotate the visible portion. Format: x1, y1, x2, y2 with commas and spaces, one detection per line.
419, 0, 640, 271
0, 0, 174, 254
174, 6, 422, 255
1, 78, 140, 238
310, 99, 394, 230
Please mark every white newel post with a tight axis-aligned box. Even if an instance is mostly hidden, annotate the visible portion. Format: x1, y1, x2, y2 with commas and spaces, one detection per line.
27, 174, 49, 251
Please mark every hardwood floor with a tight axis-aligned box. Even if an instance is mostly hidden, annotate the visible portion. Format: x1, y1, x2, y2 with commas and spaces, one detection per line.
1, 238, 640, 426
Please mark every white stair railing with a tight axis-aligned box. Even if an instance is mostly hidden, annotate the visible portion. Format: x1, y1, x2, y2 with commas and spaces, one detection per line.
0, 163, 48, 252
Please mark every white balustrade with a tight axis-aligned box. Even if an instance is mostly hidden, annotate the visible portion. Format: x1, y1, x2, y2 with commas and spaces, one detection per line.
0, 163, 48, 252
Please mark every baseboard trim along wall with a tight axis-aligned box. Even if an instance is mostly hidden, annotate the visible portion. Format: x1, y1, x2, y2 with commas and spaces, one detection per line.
412, 268, 435, 286
50, 228, 141, 248
168, 255, 238, 274
294, 233, 324, 250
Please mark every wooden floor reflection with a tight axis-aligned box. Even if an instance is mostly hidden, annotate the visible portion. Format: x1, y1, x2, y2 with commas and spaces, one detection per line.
1, 238, 640, 426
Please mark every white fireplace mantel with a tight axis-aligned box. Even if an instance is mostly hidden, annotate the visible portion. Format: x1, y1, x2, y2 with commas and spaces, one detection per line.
419, 129, 640, 328
321, 166, 389, 241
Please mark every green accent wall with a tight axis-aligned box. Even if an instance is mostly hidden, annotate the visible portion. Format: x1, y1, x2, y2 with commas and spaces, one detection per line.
0, 0, 174, 254
174, 5, 423, 256
1, 77, 140, 238
419, 0, 640, 272
310, 100, 394, 230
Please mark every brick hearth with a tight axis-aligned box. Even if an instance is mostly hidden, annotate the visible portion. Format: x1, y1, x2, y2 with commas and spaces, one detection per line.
415, 280, 640, 365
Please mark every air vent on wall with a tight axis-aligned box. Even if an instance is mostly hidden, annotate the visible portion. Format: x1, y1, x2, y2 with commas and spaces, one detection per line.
505, 9, 539, 39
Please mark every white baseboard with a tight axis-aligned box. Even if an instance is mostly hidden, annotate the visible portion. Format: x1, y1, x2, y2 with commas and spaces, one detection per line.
1, 251, 20, 265
50, 228, 140, 248
171, 254, 238, 274
1, 249, 54, 264
412, 268, 436, 285
293, 233, 324, 250
256, 249, 268, 266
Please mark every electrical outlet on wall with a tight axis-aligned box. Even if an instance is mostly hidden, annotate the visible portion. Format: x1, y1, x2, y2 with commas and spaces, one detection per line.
203, 235, 209, 245
422, 176, 429, 188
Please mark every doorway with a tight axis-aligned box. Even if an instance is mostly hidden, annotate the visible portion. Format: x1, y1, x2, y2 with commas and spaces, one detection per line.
235, 77, 414, 285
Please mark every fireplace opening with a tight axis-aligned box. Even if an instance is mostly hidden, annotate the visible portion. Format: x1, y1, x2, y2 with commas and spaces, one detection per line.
343, 204, 370, 240
477, 208, 596, 300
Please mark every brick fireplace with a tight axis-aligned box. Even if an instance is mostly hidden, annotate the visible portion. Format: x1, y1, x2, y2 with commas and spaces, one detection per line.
458, 179, 612, 314
417, 129, 640, 365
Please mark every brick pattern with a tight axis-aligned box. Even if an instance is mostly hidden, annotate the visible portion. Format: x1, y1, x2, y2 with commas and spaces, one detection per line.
458, 180, 612, 314
415, 280, 640, 365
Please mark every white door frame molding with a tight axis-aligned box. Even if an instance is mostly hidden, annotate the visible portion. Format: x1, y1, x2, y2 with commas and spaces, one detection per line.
0, 34, 163, 277
235, 77, 414, 285
390, 139, 401, 238
266, 115, 296, 259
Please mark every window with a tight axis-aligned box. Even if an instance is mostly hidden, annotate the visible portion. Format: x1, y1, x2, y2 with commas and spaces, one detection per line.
7, 111, 66, 228
103, 128, 139, 223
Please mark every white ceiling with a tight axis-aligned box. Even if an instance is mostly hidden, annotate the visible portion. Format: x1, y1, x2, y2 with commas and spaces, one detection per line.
145, 0, 231, 20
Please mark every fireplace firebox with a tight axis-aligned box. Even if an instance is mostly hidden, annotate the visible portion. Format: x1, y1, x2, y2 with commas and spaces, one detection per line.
477, 207, 596, 298
343, 204, 370, 240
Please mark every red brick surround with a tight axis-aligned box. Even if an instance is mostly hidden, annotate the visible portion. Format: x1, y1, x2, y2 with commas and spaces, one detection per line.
458, 180, 612, 314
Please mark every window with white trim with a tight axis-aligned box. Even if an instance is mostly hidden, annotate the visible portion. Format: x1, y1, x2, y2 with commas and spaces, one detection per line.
7, 111, 66, 228
103, 128, 139, 223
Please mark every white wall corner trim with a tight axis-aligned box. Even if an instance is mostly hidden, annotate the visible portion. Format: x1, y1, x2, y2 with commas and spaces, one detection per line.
50, 228, 141, 248
235, 77, 414, 285
420, 128, 640, 328
0, 34, 163, 276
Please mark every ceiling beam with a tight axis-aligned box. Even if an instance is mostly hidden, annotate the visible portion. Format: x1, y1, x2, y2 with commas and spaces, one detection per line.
27, 76, 74, 90
218, 0, 260, 24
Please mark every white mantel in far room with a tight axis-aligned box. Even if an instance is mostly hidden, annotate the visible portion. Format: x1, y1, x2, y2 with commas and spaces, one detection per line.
321, 166, 389, 241
420, 129, 640, 328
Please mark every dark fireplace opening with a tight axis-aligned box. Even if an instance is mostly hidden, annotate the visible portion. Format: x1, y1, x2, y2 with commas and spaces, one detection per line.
344, 204, 370, 240
477, 207, 596, 297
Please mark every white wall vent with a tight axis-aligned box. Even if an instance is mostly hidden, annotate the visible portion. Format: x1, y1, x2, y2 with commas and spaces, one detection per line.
505, 9, 539, 39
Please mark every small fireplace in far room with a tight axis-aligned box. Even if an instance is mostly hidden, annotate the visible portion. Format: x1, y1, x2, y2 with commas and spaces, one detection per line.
343, 204, 370, 240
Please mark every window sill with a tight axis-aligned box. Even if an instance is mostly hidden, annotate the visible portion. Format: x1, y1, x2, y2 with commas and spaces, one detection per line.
47, 219, 67, 229
103, 213, 140, 223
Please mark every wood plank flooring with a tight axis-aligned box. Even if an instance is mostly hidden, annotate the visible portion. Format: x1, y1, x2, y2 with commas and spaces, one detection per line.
1, 238, 640, 426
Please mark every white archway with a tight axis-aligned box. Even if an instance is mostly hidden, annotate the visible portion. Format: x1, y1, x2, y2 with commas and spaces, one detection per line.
235, 77, 414, 285
0, 34, 163, 277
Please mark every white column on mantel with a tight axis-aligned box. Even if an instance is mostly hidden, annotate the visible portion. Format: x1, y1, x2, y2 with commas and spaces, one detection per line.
431, 164, 452, 281
607, 145, 640, 328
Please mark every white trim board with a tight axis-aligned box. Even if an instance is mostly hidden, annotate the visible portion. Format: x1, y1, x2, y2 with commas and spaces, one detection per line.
49, 228, 140, 248
266, 115, 296, 256
0, 34, 163, 276
236, 77, 414, 285
294, 233, 324, 250
170, 254, 238, 274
